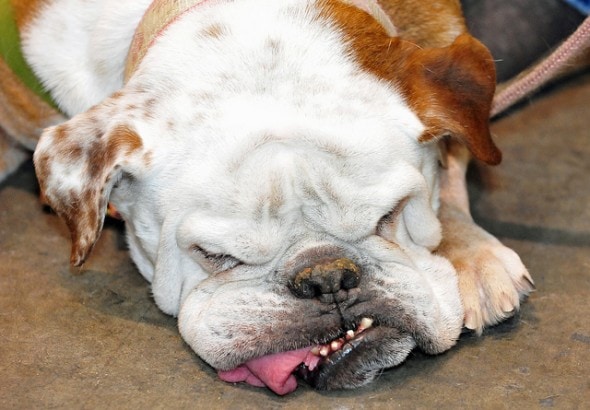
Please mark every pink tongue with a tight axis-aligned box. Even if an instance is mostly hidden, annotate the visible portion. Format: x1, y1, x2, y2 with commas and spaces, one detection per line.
217, 347, 321, 395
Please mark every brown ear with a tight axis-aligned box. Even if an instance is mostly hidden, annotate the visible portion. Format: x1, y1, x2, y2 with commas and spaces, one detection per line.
318, 2, 498, 163
33, 103, 146, 266
399, 34, 500, 165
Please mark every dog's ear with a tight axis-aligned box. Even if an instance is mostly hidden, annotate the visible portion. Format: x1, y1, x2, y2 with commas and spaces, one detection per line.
319, 3, 497, 163
34, 99, 148, 266
398, 34, 500, 165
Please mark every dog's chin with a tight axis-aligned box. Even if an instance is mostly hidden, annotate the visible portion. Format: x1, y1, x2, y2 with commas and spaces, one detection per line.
297, 326, 416, 390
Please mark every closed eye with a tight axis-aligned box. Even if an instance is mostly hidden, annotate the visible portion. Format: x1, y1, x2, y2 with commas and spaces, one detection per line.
190, 244, 242, 272
376, 197, 409, 238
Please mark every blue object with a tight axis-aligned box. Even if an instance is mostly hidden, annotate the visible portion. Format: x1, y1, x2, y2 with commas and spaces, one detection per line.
563, 0, 590, 14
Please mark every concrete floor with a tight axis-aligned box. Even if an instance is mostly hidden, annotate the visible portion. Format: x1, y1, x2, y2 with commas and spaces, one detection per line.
1, 73, 589, 409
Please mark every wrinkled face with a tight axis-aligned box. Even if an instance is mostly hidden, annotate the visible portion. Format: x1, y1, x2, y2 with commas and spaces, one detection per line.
34, 0, 498, 392
106, 91, 463, 390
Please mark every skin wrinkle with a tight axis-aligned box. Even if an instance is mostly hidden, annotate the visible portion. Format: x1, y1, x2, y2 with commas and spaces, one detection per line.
185, 230, 446, 377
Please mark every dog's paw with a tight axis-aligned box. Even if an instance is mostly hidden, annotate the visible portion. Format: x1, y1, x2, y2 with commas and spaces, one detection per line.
437, 206, 535, 334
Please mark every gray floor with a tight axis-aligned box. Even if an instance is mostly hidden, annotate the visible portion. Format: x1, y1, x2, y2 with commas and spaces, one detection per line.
1, 73, 589, 409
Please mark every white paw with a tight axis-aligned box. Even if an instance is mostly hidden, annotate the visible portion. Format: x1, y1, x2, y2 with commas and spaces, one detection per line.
438, 207, 535, 334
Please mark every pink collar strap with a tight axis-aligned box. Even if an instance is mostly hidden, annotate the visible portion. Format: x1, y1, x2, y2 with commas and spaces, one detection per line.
124, 0, 397, 82
124, 0, 211, 82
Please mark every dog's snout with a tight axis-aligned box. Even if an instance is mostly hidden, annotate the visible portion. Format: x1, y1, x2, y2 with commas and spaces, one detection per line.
289, 258, 361, 301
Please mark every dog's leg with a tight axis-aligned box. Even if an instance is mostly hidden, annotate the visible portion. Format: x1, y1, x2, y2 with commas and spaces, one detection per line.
436, 142, 535, 334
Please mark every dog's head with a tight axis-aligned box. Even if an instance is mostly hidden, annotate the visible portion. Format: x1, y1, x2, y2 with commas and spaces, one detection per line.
33, 0, 497, 393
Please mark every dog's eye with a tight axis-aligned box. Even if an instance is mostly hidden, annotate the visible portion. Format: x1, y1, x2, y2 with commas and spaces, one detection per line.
376, 197, 408, 237
190, 245, 242, 272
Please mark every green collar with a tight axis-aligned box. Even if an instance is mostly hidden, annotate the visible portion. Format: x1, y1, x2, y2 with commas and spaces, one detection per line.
0, 0, 58, 109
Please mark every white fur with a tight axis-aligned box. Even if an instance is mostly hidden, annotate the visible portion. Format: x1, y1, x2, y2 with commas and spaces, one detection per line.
31, 0, 464, 384
115, 0, 443, 310
22, 0, 153, 116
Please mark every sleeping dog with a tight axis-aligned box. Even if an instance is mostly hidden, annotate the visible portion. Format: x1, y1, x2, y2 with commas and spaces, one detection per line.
1, 0, 534, 394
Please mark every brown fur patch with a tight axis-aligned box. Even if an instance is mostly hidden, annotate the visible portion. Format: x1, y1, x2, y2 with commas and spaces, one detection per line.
10, 0, 49, 30
318, 0, 500, 164
35, 121, 144, 266
68, 125, 142, 265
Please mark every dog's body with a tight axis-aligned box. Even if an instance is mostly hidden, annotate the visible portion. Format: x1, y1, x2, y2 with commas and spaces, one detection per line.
1, 0, 533, 394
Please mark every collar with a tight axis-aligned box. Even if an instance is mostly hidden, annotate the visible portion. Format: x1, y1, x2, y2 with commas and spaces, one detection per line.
124, 0, 212, 82
0, 0, 58, 109
124, 0, 397, 82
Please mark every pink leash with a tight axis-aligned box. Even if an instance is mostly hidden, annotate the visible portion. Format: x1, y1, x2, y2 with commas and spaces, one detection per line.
491, 16, 590, 117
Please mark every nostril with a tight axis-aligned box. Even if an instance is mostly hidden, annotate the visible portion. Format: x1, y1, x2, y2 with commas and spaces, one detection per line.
289, 276, 319, 299
289, 267, 319, 299
341, 268, 360, 290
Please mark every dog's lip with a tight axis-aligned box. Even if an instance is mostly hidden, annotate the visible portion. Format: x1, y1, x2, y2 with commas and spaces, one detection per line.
298, 323, 417, 391
295, 326, 377, 388
216, 317, 375, 394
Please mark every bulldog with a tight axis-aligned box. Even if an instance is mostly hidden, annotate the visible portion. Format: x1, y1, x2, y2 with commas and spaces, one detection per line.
2, 0, 534, 395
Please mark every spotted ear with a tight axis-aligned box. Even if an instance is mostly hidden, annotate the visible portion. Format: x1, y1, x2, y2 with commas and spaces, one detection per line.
400, 33, 501, 165
33, 102, 146, 266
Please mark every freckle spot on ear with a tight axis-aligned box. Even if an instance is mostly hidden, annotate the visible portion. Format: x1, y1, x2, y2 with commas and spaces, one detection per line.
109, 125, 143, 154
53, 124, 70, 141
85, 125, 143, 180
87, 126, 102, 140
49, 125, 85, 166
62, 142, 83, 161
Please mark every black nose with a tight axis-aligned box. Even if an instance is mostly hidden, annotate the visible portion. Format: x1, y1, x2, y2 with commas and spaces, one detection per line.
289, 258, 361, 301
